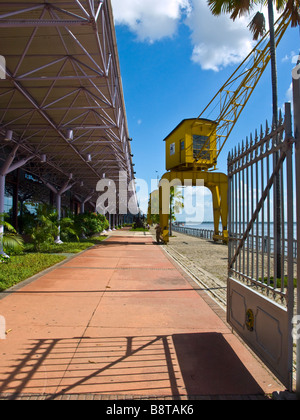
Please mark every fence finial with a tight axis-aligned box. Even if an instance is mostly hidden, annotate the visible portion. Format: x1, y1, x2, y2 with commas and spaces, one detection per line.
260, 124, 264, 138
272, 114, 277, 131
279, 109, 283, 125
265, 119, 269, 135
284, 102, 292, 139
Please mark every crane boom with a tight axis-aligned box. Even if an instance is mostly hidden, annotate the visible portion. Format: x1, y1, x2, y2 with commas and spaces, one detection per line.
160, 11, 291, 244
194, 11, 291, 167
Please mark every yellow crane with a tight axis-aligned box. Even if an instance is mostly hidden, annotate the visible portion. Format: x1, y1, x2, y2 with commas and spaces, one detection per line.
158, 11, 291, 243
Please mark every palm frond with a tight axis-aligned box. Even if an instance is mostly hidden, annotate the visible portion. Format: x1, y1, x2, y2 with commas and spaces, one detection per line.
286, 0, 300, 27
207, 0, 253, 19
1, 232, 24, 251
0, 213, 18, 234
248, 11, 266, 40
230, 0, 252, 20
207, 0, 234, 16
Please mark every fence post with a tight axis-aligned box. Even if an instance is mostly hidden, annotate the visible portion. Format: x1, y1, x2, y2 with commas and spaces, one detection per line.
293, 64, 300, 398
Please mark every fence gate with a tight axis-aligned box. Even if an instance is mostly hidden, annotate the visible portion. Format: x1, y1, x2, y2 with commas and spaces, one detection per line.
227, 102, 296, 390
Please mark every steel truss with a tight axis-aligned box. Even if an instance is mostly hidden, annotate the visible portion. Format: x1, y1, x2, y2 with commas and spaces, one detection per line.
0, 0, 136, 208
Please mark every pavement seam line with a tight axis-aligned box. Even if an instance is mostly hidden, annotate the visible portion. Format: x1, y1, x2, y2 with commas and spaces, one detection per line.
53, 253, 118, 396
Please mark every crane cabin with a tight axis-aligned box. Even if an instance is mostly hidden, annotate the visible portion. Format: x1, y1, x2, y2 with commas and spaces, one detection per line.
164, 118, 218, 172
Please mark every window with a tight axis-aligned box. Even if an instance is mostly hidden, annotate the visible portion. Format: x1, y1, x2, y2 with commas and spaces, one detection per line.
180, 140, 185, 151
170, 143, 175, 156
193, 135, 210, 160
4, 193, 12, 213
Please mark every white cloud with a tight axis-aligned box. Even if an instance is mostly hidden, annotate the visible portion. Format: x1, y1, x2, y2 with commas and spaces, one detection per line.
111, 0, 280, 72
185, 0, 254, 71
282, 82, 293, 114
111, 0, 191, 42
286, 82, 293, 102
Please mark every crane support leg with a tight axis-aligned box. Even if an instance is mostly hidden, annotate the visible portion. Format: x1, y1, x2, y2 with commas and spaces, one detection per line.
209, 185, 222, 238
159, 184, 170, 244
159, 170, 228, 244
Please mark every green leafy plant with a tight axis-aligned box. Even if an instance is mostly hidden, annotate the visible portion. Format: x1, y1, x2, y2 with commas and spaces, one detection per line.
60, 217, 79, 243
25, 206, 109, 251
0, 213, 24, 257
74, 212, 109, 238
28, 204, 59, 252
0, 254, 10, 264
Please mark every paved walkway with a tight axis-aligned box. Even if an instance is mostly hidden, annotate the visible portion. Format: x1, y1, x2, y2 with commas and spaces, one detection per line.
0, 229, 284, 400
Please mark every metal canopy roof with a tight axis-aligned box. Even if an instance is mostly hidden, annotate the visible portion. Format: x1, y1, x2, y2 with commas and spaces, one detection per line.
0, 0, 136, 208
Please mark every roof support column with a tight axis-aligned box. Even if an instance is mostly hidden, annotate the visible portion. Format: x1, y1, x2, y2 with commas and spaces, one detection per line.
108, 213, 112, 231
0, 174, 6, 257
79, 194, 94, 214
55, 180, 74, 244
0, 145, 33, 257
80, 201, 85, 214
43, 177, 74, 245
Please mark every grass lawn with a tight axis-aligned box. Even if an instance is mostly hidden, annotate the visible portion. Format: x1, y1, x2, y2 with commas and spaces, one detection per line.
0, 254, 66, 292
0, 236, 107, 292
24, 236, 107, 254
260, 276, 297, 289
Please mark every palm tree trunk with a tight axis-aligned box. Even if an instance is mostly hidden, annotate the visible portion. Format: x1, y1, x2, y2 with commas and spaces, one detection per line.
169, 194, 173, 237
268, 0, 278, 125
268, 0, 282, 280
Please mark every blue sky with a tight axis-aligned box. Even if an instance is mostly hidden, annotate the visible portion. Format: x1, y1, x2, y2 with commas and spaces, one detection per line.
111, 0, 299, 220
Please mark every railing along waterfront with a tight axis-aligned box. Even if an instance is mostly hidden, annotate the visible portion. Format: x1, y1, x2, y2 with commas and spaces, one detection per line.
172, 225, 297, 258
172, 225, 214, 241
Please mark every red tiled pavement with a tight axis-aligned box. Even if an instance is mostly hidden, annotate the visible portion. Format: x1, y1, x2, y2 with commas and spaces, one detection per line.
0, 231, 284, 399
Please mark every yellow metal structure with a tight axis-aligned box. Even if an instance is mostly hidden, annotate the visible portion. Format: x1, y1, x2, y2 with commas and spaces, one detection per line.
158, 12, 290, 243
158, 170, 228, 243
196, 12, 290, 166
165, 118, 218, 171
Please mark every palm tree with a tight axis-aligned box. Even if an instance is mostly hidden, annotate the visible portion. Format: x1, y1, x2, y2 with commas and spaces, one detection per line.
0, 213, 24, 259
207, 0, 299, 279
169, 186, 184, 236
207, 0, 299, 124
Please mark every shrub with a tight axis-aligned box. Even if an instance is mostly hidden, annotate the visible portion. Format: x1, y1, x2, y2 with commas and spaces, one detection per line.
74, 212, 109, 237
28, 204, 58, 252
24, 205, 109, 250
59, 217, 79, 243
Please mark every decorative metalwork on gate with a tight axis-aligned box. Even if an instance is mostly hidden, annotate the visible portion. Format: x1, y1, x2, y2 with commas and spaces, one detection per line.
228, 103, 295, 309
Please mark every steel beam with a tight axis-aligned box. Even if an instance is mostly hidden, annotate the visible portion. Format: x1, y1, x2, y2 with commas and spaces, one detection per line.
0, 0, 137, 215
